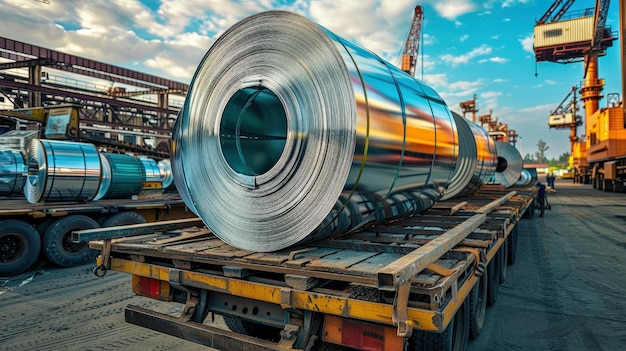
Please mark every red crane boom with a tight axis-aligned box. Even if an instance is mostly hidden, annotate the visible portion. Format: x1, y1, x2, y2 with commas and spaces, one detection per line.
401, 5, 423, 77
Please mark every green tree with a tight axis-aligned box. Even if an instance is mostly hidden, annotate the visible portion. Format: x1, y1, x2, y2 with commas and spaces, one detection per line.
524, 153, 536, 163
535, 139, 549, 163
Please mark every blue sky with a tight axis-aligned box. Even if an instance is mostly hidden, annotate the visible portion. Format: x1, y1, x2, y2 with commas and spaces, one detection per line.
0, 0, 622, 159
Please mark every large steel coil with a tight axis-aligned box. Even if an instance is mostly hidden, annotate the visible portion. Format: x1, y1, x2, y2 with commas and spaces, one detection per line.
24, 139, 101, 203
441, 113, 497, 200
494, 141, 523, 188
94, 153, 146, 200
0, 150, 26, 196
174, 10, 466, 252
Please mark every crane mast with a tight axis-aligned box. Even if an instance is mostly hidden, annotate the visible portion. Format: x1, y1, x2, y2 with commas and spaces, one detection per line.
401, 5, 423, 77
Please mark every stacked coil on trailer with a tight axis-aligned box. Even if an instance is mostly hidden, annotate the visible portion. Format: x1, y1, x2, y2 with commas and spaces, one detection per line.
441, 113, 498, 200
173, 10, 504, 252
516, 169, 533, 186
94, 153, 146, 201
23, 139, 169, 203
25, 139, 101, 203
0, 150, 26, 196
493, 141, 523, 188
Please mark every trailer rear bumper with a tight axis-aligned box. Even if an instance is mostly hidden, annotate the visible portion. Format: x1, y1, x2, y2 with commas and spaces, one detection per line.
125, 304, 305, 351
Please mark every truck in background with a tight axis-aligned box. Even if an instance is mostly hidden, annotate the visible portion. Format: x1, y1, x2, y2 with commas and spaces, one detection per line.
0, 105, 195, 277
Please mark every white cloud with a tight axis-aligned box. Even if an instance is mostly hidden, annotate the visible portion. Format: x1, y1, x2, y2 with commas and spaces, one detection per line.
493, 78, 509, 83
449, 80, 483, 91
440, 44, 492, 66
422, 34, 436, 46
459, 34, 470, 42
481, 91, 502, 98
423, 73, 448, 88
520, 33, 534, 54
502, 0, 531, 8
478, 56, 509, 64
429, 0, 478, 20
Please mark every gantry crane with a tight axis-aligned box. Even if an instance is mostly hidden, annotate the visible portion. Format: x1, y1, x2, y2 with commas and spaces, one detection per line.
547, 86, 586, 174
401, 5, 423, 77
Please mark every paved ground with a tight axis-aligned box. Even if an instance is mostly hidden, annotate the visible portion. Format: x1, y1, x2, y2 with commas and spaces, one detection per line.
469, 179, 626, 351
1, 178, 625, 351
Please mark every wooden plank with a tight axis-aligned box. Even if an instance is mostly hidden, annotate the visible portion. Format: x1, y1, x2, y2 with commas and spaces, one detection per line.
243, 251, 291, 266
149, 228, 212, 245
284, 275, 319, 290
162, 238, 226, 254
347, 252, 402, 277
476, 191, 517, 214
283, 247, 343, 268
306, 250, 380, 273
377, 213, 486, 290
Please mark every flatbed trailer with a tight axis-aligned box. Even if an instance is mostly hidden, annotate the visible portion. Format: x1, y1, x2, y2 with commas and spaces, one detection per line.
0, 194, 194, 276
78, 185, 535, 351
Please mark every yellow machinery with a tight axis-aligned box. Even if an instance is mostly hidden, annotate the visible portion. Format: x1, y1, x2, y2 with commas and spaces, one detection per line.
535, 0, 626, 190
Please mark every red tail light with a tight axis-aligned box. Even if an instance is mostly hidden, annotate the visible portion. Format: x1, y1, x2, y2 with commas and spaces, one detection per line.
323, 315, 404, 351
132, 275, 171, 301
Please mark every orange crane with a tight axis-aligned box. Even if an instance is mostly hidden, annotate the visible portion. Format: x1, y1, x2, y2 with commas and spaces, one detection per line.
401, 5, 423, 77
459, 95, 478, 123
547, 86, 586, 173
534, 0, 621, 186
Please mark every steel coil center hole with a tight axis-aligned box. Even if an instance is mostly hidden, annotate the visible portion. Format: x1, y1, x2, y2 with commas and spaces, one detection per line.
27, 157, 40, 186
220, 87, 287, 176
496, 156, 508, 172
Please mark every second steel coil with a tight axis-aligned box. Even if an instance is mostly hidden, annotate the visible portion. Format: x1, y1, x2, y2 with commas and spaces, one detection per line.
174, 10, 464, 252
441, 113, 497, 200
94, 153, 146, 200
24, 139, 101, 203
494, 141, 523, 188
0, 150, 26, 196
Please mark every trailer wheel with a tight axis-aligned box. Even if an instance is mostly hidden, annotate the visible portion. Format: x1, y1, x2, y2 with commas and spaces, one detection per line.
412, 297, 469, 351
486, 249, 500, 307
499, 242, 508, 284
42, 215, 100, 267
101, 212, 147, 227
469, 266, 487, 339
507, 225, 518, 265
36, 218, 55, 236
223, 315, 281, 342
0, 220, 41, 276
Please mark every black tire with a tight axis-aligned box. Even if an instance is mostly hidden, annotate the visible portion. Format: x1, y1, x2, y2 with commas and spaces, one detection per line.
0, 220, 41, 276
101, 212, 147, 227
42, 215, 100, 267
499, 242, 508, 284
36, 217, 55, 236
412, 297, 470, 351
223, 315, 281, 342
486, 248, 500, 307
469, 267, 487, 339
507, 226, 518, 265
